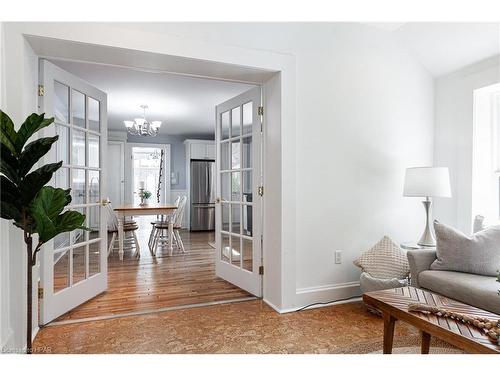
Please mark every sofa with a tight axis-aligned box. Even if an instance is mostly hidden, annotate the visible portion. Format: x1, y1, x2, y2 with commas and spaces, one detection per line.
407, 249, 500, 314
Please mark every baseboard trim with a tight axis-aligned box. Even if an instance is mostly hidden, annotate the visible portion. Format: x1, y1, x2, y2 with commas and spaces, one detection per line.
1, 327, 14, 351
262, 299, 293, 314
263, 290, 362, 314
296, 281, 360, 294
295, 281, 362, 310
295, 297, 362, 312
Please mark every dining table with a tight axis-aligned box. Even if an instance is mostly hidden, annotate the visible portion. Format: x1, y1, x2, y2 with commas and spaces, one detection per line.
113, 203, 178, 260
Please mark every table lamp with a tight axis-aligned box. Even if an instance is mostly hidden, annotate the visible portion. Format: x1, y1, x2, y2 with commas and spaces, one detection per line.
403, 167, 452, 247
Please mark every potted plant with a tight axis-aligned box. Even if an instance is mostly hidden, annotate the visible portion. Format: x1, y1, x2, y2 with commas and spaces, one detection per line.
143, 190, 152, 204
0, 110, 86, 353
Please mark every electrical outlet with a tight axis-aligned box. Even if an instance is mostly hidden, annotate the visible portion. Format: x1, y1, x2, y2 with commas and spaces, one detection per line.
335, 250, 342, 264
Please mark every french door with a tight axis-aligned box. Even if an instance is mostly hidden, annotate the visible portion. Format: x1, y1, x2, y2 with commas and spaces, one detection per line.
38, 60, 108, 324
215, 87, 262, 297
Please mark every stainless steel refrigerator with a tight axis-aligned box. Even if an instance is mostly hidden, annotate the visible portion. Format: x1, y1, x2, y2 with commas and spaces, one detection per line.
190, 160, 216, 231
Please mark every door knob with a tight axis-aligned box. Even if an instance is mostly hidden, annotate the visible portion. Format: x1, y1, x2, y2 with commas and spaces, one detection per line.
100, 198, 110, 206
215, 197, 221, 204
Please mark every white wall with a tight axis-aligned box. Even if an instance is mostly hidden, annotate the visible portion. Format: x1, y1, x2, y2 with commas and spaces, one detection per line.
132, 23, 435, 304
434, 56, 500, 233
1, 23, 39, 351
0, 22, 12, 351
1, 23, 435, 349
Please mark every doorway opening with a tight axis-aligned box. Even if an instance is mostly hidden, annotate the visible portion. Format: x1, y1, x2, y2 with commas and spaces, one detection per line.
40, 58, 263, 324
131, 145, 168, 205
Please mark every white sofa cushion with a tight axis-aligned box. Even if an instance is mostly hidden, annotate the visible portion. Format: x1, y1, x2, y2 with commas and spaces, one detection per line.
419, 270, 500, 314
354, 236, 410, 279
431, 221, 500, 277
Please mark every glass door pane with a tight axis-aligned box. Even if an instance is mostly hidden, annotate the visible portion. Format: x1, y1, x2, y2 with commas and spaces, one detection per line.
52, 76, 104, 293
41, 59, 108, 324
88, 97, 100, 132
219, 102, 254, 270
54, 81, 70, 124
215, 86, 261, 297
72, 89, 86, 128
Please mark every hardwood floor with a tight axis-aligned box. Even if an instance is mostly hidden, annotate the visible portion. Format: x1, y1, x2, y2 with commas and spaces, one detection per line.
54, 221, 252, 323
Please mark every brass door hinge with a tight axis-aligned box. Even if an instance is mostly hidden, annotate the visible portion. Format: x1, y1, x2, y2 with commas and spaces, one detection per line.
259, 266, 264, 275
258, 186, 264, 196
38, 85, 45, 97
258, 106, 264, 116
38, 287, 44, 299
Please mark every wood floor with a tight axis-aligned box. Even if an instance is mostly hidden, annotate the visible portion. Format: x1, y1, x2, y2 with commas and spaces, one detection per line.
54, 222, 252, 323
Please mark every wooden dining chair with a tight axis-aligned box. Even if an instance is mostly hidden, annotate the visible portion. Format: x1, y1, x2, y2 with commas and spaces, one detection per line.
151, 195, 187, 256
147, 195, 181, 254
106, 202, 140, 258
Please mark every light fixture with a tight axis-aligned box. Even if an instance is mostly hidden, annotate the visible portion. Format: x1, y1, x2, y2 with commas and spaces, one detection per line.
403, 167, 452, 247
124, 105, 161, 137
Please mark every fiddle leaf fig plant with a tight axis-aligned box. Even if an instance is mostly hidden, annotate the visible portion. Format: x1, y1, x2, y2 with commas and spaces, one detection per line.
0, 110, 86, 353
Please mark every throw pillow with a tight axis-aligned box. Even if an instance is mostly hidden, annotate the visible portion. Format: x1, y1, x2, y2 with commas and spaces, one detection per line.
353, 236, 410, 279
430, 220, 500, 276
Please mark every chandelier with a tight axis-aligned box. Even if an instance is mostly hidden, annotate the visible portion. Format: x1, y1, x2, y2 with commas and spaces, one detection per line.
124, 105, 161, 137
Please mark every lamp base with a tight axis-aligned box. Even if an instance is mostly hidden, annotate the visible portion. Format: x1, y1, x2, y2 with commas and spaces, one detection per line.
417, 198, 436, 247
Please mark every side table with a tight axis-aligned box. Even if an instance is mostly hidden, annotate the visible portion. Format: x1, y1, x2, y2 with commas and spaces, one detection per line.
400, 242, 436, 285
400, 242, 436, 251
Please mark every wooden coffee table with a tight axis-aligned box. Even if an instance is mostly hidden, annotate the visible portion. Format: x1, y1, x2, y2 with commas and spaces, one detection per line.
363, 286, 500, 354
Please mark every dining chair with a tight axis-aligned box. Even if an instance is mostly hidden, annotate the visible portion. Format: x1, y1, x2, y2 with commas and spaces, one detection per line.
147, 195, 181, 254
106, 201, 141, 258
151, 195, 187, 256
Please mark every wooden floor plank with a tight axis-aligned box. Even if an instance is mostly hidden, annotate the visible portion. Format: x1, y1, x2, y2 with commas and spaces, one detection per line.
54, 224, 251, 322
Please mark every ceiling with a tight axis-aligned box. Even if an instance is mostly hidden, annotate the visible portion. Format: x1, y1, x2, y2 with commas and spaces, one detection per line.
117, 22, 499, 78
374, 22, 500, 77
50, 60, 256, 136
48, 23, 499, 136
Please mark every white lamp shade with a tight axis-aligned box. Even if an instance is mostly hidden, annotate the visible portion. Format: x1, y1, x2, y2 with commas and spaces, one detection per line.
403, 167, 452, 198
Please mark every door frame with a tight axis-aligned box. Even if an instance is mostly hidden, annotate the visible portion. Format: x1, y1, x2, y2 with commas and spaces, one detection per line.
126, 143, 171, 205
2, 26, 294, 351
107, 140, 125, 206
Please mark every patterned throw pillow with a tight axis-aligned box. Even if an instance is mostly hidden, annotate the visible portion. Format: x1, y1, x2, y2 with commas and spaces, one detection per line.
353, 236, 410, 279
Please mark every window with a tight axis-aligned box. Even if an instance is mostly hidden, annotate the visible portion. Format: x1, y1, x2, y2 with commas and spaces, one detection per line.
132, 147, 163, 205
472, 82, 500, 221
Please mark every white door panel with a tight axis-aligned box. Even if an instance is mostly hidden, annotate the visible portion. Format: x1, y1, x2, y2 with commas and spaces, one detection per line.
215, 86, 262, 297
39, 59, 108, 324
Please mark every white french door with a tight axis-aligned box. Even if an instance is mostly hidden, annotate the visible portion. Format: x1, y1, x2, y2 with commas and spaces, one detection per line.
215, 87, 262, 297
39, 59, 108, 324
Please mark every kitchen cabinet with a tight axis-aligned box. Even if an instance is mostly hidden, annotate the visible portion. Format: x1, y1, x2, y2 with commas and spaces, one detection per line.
190, 142, 215, 160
